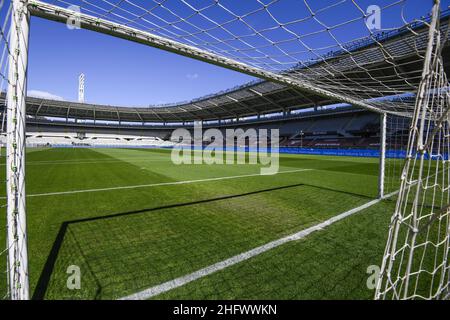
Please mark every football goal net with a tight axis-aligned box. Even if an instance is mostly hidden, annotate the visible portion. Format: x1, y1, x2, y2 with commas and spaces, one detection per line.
0, 0, 449, 300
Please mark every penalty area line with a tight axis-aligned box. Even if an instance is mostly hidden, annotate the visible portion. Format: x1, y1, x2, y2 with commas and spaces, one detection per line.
119, 190, 398, 300
10, 168, 313, 199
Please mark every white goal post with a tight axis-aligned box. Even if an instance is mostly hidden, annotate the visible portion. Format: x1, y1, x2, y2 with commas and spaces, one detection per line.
375, 1, 450, 299
5, 0, 30, 300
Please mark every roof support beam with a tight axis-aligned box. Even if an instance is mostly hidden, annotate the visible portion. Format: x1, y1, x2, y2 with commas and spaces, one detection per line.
116, 107, 121, 123
134, 108, 144, 124
179, 107, 201, 121
150, 109, 164, 122
66, 104, 71, 122
248, 88, 286, 112
226, 95, 259, 114
168, 111, 185, 122
208, 102, 238, 119
192, 103, 225, 119
35, 100, 44, 117
291, 88, 317, 105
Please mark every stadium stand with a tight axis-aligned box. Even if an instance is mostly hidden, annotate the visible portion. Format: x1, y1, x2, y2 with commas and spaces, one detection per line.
0, 107, 386, 150
0, 132, 174, 148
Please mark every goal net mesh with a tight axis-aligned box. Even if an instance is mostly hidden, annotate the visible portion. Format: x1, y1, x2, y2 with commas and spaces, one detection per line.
376, 7, 450, 298
0, 0, 449, 299
384, 113, 410, 197
30, 0, 449, 115
0, 0, 11, 300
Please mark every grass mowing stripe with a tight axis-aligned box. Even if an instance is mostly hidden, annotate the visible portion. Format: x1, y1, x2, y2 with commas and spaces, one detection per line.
119, 190, 398, 300
0, 149, 385, 299
2, 168, 313, 199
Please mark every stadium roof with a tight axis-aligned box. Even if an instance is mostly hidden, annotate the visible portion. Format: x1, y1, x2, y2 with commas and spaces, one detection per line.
1, 9, 449, 123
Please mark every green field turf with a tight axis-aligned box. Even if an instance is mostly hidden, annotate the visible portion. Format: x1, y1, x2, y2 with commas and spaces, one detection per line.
0, 147, 401, 300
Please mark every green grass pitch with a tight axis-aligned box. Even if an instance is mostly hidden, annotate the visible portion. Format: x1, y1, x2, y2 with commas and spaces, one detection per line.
0, 147, 399, 299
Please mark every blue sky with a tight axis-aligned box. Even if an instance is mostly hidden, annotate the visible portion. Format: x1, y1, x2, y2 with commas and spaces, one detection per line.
28, 16, 256, 107
23, 0, 443, 107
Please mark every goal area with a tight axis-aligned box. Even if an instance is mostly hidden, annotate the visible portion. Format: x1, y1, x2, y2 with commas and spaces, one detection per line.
0, 0, 449, 300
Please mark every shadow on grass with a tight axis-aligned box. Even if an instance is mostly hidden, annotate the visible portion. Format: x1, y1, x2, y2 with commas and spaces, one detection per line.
32, 182, 373, 300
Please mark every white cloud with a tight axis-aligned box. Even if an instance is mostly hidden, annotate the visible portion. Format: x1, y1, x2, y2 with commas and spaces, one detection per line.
186, 73, 199, 80
28, 90, 64, 101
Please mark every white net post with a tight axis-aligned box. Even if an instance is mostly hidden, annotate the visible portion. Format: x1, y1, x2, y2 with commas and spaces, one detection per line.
0, 0, 445, 300
5, 0, 30, 300
379, 113, 387, 199
376, 0, 450, 300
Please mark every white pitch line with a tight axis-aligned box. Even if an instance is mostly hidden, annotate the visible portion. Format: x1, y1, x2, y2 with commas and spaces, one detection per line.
8, 168, 312, 199
0, 158, 170, 166
119, 190, 399, 300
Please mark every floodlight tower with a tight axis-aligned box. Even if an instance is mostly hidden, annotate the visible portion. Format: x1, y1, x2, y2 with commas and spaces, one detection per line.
78, 73, 85, 103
